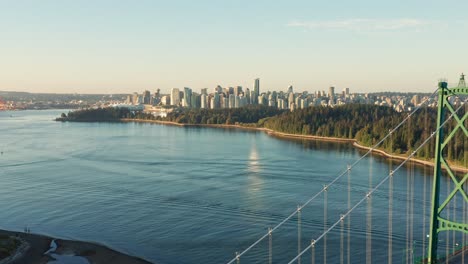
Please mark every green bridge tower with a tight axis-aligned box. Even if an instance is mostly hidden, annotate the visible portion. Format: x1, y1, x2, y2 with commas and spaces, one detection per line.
428, 73, 468, 263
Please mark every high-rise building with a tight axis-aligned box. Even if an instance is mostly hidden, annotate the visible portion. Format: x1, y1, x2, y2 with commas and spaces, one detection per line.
290, 102, 296, 112
171, 88, 180, 106
210, 97, 216, 109
235, 96, 240, 108
183, 87, 192, 108
329, 86, 335, 105
143, 90, 151, 104
328, 86, 335, 97
240, 96, 247, 108
287, 85, 293, 93
201, 94, 208, 109
288, 93, 295, 107
229, 94, 235, 108
218, 93, 226, 108
213, 93, 220, 109
153, 89, 161, 105
268, 98, 276, 107
271, 91, 277, 101
277, 98, 285, 109
259, 94, 267, 106
411, 95, 421, 106
250, 90, 256, 104
245, 88, 250, 104
152, 97, 161, 105
132, 92, 139, 105
295, 96, 300, 106
301, 98, 309, 109
234, 86, 243, 96
191, 92, 200, 108
220, 94, 228, 108
253, 78, 260, 104
161, 95, 170, 105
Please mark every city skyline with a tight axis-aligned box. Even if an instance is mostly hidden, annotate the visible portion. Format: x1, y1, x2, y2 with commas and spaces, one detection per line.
1, 0, 467, 94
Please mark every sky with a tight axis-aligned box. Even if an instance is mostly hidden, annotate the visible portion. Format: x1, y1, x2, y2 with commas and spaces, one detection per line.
0, 0, 467, 94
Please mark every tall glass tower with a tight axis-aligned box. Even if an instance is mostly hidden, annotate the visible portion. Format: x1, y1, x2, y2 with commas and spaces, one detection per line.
253, 78, 260, 104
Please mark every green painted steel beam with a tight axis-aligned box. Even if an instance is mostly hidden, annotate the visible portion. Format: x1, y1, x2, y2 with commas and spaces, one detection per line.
428, 82, 447, 263
437, 166, 468, 213
437, 217, 468, 233
427, 81, 468, 263
447, 87, 468, 95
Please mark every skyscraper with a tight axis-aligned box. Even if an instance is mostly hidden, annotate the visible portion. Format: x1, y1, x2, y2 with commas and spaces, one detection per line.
161, 95, 170, 105
183, 87, 192, 108
143, 90, 151, 104
201, 94, 208, 109
245, 88, 250, 104
220, 94, 227, 108
288, 92, 295, 108
253, 78, 260, 104
171, 88, 180, 106
234, 86, 243, 96
328, 86, 335, 98
213, 93, 220, 109
229, 94, 235, 108
329, 86, 335, 105
132, 92, 139, 105
191, 92, 200, 108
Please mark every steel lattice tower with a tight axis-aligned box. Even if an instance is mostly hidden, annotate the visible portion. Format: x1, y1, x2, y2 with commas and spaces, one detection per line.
428, 76, 468, 263
459, 73, 466, 88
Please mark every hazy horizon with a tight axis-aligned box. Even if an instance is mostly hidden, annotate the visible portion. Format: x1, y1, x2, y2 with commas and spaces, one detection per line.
1, 0, 467, 94
0, 85, 444, 96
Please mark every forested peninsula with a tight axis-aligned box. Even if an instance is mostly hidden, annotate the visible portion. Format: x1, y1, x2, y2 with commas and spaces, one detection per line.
57, 104, 467, 166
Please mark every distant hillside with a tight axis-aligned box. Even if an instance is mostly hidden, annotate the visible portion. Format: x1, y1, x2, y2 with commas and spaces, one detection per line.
0, 91, 127, 104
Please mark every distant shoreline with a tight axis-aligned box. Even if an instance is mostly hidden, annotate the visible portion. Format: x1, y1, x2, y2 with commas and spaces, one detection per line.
121, 118, 468, 173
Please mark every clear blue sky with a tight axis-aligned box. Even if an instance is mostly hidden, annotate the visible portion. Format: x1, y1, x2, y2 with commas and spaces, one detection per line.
1, 0, 467, 94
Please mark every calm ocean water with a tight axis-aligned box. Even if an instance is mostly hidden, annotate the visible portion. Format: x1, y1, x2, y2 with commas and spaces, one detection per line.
0, 110, 464, 263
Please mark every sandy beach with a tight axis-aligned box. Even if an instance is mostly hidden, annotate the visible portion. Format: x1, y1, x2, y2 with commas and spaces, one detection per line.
0, 229, 152, 264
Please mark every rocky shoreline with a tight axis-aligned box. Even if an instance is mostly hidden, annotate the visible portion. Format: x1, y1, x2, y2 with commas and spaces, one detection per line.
0, 230, 152, 264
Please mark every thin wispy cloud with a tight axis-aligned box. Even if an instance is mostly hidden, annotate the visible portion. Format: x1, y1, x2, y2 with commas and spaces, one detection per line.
287, 18, 431, 31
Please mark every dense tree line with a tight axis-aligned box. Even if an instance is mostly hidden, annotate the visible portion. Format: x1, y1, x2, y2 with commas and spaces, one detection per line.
263, 104, 466, 163
56, 107, 153, 121
163, 105, 285, 125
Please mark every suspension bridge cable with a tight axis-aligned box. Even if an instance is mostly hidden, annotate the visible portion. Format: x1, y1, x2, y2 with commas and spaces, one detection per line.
347, 166, 351, 264
388, 132, 394, 263
297, 206, 301, 264
287, 101, 466, 264
422, 165, 427, 259
324, 186, 328, 264
366, 158, 373, 264
226, 88, 439, 264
